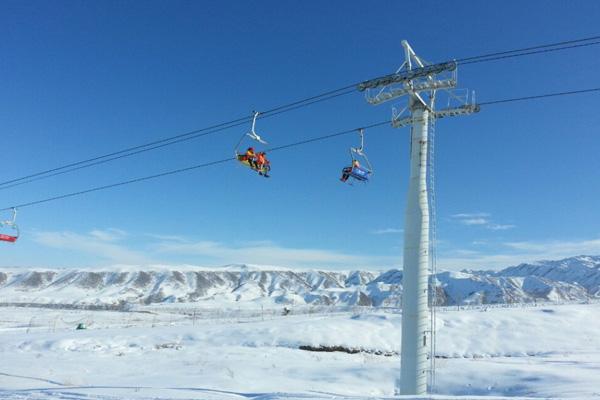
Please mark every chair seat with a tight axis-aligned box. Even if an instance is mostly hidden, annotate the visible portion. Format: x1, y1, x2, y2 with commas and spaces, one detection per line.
0, 234, 17, 243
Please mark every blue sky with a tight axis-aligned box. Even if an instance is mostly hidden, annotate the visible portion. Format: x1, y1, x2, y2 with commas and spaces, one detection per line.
1, 0, 599, 270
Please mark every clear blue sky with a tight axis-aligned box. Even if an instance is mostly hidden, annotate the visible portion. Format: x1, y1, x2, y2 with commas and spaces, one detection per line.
1, 0, 599, 270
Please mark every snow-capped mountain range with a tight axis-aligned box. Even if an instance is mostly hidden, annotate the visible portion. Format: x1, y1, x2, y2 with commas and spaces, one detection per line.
1, 256, 599, 307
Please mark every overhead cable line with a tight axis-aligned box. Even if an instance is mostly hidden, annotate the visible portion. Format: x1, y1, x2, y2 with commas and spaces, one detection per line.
0, 88, 355, 191
0, 88, 355, 190
455, 34, 600, 63
2, 35, 600, 189
2, 157, 235, 211
478, 87, 600, 106
1, 120, 390, 211
458, 40, 600, 65
3, 85, 600, 212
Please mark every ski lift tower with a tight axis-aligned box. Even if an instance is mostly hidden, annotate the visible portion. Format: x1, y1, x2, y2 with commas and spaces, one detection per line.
358, 41, 479, 395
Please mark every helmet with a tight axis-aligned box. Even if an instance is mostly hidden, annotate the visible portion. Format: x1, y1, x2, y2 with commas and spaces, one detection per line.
248, 147, 254, 151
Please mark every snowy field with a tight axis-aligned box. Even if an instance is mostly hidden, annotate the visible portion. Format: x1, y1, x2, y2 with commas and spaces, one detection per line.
1, 303, 599, 399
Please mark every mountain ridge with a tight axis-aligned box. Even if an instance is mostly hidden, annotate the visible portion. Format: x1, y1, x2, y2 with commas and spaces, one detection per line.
0, 256, 598, 307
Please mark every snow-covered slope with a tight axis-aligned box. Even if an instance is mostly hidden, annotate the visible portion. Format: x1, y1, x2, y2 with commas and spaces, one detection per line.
1, 256, 599, 307
1, 303, 600, 398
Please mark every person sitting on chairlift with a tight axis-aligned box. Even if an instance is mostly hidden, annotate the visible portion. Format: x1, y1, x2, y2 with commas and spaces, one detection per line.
340, 159, 360, 182
243, 147, 257, 169
256, 151, 270, 177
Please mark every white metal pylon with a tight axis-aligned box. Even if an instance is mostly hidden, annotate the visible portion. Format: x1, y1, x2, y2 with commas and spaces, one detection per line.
360, 40, 479, 395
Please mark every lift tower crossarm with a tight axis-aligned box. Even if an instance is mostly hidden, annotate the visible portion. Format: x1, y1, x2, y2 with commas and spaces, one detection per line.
367, 79, 456, 105
392, 104, 480, 128
357, 60, 457, 92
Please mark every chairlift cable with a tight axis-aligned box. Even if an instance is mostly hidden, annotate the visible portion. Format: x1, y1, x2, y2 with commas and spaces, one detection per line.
3, 86, 600, 211
2, 35, 599, 189
478, 87, 600, 106
3, 83, 600, 211
1, 157, 235, 211
0, 90, 355, 189
1, 89, 357, 192
0, 119, 250, 191
1, 120, 391, 211
455, 34, 600, 63
458, 40, 600, 65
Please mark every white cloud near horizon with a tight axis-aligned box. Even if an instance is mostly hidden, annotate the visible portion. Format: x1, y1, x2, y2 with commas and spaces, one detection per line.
439, 237, 600, 271
154, 238, 398, 269
370, 228, 403, 235
144, 233, 188, 243
461, 218, 488, 226
89, 228, 128, 242
451, 213, 491, 219
487, 224, 516, 231
31, 229, 399, 269
32, 229, 154, 265
504, 238, 600, 255
29, 228, 600, 273
451, 212, 516, 231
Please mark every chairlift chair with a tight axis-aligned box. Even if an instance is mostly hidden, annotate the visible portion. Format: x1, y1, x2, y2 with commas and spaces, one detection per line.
0, 208, 19, 243
234, 111, 271, 177
342, 128, 373, 183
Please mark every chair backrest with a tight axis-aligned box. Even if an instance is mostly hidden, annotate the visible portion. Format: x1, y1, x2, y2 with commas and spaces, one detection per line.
350, 166, 370, 181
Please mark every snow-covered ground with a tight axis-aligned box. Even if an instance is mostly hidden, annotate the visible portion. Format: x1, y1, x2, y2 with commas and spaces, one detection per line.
1, 303, 599, 399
